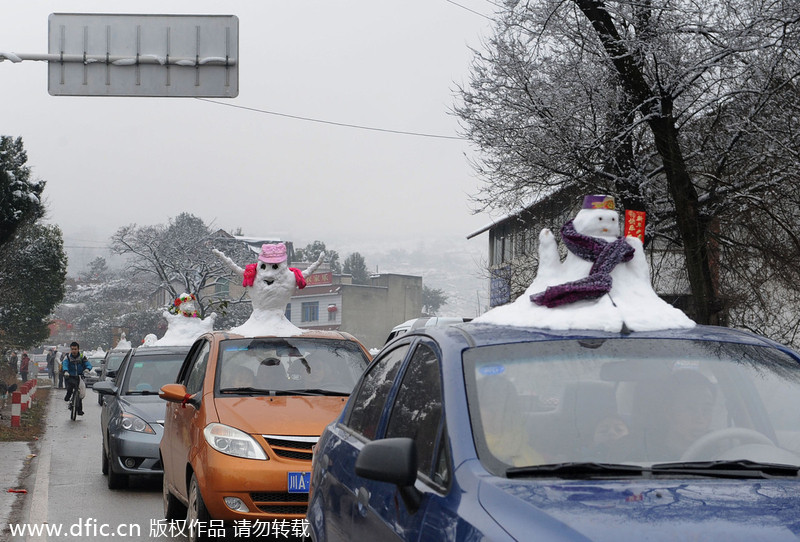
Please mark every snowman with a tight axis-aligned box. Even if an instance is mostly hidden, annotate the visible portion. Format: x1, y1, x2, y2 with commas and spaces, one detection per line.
476, 195, 695, 332
116, 332, 132, 349
212, 243, 325, 336
154, 292, 216, 346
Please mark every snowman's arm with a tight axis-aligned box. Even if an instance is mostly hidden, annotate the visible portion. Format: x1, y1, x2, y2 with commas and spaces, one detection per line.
537, 228, 560, 269
212, 248, 245, 277
302, 251, 326, 279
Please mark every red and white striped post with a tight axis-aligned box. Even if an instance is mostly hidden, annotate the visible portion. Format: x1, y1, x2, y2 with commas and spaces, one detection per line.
19, 384, 28, 414
27, 379, 36, 406
10, 391, 21, 427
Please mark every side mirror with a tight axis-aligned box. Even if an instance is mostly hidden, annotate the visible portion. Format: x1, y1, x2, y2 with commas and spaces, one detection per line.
355, 437, 422, 512
93, 380, 117, 396
160, 383, 199, 407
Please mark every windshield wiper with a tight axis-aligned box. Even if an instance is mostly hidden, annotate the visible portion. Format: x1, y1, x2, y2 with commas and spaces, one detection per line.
126, 390, 158, 395
219, 387, 268, 395
506, 462, 645, 479
651, 460, 800, 479
301, 388, 349, 396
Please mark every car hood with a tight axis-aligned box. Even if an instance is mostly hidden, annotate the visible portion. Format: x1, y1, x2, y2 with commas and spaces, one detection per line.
478, 472, 800, 541
213, 396, 348, 436
118, 395, 167, 423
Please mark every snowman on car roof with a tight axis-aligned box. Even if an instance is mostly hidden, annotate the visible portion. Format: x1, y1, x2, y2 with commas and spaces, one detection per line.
154, 292, 216, 346
213, 242, 325, 336
476, 195, 695, 332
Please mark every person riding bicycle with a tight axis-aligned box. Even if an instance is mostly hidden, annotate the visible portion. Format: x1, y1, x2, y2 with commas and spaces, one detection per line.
62, 341, 91, 416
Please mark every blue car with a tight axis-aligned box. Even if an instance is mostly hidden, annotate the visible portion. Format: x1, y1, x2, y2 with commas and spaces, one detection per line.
308, 323, 800, 541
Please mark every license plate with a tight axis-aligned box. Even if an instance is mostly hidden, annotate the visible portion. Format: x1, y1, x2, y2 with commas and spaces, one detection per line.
287, 471, 311, 493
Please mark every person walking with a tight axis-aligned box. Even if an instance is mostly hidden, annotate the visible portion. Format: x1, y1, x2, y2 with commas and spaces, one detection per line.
8, 351, 18, 377
58, 351, 67, 389
46, 348, 57, 383
19, 352, 30, 382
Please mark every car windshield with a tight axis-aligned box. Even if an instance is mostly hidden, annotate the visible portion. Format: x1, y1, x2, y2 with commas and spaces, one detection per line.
106, 351, 128, 372
216, 337, 370, 395
123, 353, 185, 395
464, 338, 800, 475
89, 357, 104, 368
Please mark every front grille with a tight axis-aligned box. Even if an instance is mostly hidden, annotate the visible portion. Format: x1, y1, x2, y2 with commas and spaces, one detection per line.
251, 492, 308, 503
273, 449, 312, 460
255, 504, 308, 515
263, 436, 316, 461
265, 437, 315, 450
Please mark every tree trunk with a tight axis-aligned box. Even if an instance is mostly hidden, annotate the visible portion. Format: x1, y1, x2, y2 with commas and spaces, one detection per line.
648, 116, 721, 324
574, 0, 722, 324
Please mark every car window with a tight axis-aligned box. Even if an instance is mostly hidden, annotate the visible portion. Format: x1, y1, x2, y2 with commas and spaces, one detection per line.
215, 337, 370, 395
463, 338, 800, 475
124, 353, 186, 395
106, 351, 129, 372
385, 343, 443, 479
184, 341, 211, 395
346, 344, 409, 440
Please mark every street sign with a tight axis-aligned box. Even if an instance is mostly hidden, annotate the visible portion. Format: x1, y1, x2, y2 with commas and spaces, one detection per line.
47, 13, 238, 97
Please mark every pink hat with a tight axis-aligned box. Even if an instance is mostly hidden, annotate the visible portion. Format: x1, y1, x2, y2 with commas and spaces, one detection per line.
258, 243, 287, 264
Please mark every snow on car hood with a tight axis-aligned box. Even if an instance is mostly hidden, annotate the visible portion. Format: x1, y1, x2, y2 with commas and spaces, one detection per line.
478, 476, 800, 541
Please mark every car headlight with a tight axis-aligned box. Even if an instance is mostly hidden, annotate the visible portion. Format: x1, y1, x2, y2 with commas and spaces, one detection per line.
203, 423, 268, 460
120, 413, 155, 434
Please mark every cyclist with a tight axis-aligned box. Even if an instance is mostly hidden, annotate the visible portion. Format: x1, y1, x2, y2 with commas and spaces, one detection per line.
62, 341, 91, 416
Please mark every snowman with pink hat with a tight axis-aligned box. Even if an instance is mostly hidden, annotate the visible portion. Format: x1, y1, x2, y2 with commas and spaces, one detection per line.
212, 243, 325, 336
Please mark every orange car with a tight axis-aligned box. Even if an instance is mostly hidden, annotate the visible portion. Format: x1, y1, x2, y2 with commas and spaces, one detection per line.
159, 330, 371, 541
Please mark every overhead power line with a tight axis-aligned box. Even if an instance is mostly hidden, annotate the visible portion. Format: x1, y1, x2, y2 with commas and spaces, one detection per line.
195, 98, 466, 141
444, 0, 494, 20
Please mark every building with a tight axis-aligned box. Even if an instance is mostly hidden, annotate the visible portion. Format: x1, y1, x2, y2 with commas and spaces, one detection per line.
288, 272, 423, 351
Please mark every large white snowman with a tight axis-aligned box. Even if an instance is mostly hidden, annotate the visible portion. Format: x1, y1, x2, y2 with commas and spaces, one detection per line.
213, 243, 325, 336
476, 195, 695, 332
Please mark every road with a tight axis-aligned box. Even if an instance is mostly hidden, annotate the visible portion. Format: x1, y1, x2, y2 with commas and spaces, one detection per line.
9, 387, 178, 542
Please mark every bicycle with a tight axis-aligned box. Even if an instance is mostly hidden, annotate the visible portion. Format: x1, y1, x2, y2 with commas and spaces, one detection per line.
69, 382, 79, 420
66, 373, 86, 421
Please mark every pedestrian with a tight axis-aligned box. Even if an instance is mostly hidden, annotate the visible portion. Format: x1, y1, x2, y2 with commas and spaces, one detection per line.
58, 351, 67, 389
46, 348, 57, 383
19, 351, 30, 382
8, 351, 18, 376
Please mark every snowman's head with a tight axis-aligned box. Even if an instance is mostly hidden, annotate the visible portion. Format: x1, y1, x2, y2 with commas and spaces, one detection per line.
573, 208, 620, 239
249, 243, 297, 309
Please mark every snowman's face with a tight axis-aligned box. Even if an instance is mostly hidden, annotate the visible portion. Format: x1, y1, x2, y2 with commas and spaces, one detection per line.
256, 260, 289, 286
573, 209, 620, 238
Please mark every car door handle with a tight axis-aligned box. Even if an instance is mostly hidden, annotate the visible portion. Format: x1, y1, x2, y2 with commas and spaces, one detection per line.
356, 486, 370, 516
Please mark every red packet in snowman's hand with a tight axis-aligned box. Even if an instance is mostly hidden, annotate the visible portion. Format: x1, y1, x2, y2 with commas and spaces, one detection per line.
624, 210, 646, 243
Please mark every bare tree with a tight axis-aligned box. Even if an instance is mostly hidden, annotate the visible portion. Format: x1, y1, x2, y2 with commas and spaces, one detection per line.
110, 213, 252, 318
456, 0, 800, 327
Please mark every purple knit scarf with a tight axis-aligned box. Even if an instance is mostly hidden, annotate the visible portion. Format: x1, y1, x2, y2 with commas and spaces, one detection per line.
530, 219, 634, 308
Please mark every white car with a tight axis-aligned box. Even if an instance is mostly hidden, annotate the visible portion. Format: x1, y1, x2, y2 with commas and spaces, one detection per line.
384, 316, 472, 344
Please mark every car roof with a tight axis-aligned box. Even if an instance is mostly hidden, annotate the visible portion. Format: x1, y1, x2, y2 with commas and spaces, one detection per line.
130, 345, 192, 356
205, 329, 365, 342
400, 321, 798, 356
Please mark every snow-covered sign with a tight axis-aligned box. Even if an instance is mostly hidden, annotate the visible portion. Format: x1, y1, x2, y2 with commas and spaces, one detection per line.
476, 196, 695, 333
45, 13, 238, 97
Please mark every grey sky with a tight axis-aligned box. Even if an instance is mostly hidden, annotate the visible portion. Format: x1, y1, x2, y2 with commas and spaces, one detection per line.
0, 1, 497, 267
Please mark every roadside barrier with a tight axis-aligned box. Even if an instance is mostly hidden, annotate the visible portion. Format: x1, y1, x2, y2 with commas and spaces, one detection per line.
11, 379, 38, 428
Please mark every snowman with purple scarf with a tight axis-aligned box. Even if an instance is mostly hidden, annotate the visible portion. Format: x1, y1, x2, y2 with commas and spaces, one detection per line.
476, 195, 695, 332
